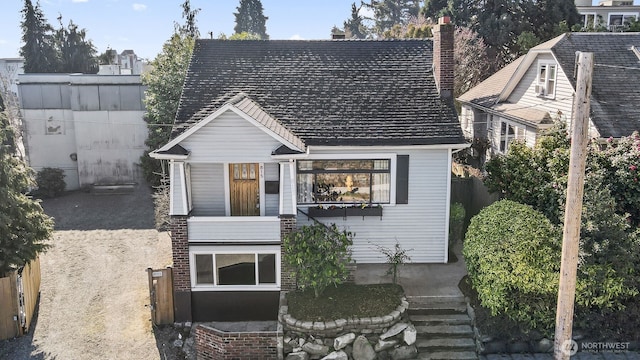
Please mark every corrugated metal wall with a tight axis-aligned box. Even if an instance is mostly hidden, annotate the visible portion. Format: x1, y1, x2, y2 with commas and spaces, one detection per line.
18, 74, 147, 190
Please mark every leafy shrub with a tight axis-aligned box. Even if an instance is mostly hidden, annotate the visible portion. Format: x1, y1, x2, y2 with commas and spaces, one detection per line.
374, 241, 411, 285
36, 167, 66, 198
465, 198, 640, 336
463, 200, 562, 334
283, 223, 353, 298
486, 123, 640, 226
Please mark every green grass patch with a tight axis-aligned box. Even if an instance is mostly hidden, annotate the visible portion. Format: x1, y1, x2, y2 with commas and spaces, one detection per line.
287, 283, 404, 322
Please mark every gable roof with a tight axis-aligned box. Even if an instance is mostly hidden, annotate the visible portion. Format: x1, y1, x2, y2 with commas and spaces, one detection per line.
457, 56, 524, 108
172, 39, 464, 147
552, 33, 640, 138
458, 33, 640, 138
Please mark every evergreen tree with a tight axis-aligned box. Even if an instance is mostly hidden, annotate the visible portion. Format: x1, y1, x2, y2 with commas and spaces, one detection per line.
20, 0, 59, 73
55, 17, 98, 74
0, 110, 53, 277
233, 0, 269, 39
364, 0, 421, 35
176, 0, 200, 38
343, 2, 369, 39
531, 0, 580, 41
421, 0, 448, 20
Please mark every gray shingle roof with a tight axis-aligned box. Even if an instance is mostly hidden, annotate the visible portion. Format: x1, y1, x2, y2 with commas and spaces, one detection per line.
552, 33, 640, 138
173, 39, 464, 146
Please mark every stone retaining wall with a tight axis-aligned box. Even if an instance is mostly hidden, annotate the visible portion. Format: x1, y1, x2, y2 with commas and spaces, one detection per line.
280, 292, 418, 359
195, 323, 279, 360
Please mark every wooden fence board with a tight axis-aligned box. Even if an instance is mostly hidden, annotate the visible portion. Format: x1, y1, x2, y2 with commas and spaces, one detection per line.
21, 257, 41, 334
0, 258, 41, 340
0, 274, 19, 339
147, 268, 174, 325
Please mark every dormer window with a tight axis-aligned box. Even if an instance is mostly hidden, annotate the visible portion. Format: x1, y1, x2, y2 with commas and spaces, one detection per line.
536, 61, 557, 99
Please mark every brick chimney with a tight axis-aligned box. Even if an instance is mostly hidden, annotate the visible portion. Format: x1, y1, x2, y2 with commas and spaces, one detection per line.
432, 16, 454, 100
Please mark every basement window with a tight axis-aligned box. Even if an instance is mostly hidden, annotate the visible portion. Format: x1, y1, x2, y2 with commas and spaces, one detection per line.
191, 249, 279, 290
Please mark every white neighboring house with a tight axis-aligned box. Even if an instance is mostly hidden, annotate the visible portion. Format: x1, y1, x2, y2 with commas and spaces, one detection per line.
458, 32, 640, 162
18, 74, 148, 190
97, 49, 149, 75
575, 0, 640, 31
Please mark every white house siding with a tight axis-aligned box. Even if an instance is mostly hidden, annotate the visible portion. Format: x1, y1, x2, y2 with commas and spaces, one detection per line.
507, 53, 574, 123
297, 148, 450, 264
170, 162, 187, 215
264, 163, 279, 216
188, 217, 281, 242
178, 110, 283, 163
189, 163, 226, 216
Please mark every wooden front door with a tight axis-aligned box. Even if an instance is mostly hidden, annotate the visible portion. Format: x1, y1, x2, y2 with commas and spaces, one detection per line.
229, 163, 260, 216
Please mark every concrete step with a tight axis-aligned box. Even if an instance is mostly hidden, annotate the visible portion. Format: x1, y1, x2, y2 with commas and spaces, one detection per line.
416, 324, 474, 338
410, 314, 472, 326
408, 297, 468, 315
416, 337, 476, 352
417, 351, 478, 360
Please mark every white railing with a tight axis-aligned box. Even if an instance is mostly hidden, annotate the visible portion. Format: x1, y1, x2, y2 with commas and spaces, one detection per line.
187, 216, 281, 242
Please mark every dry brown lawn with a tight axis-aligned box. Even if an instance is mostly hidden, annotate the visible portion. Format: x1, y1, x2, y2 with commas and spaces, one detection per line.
0, 186, 172, 360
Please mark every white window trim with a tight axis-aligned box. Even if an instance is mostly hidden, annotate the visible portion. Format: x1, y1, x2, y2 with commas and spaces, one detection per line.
580, 12, 598, 28
498, 119, 527, 153
295, 153, 397, 206
535, 61, 557, 99
607, 12, 638, 27
189, 245, 281, 291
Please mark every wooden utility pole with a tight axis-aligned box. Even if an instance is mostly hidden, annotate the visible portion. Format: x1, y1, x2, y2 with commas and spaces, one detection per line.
553, 51, 594, 359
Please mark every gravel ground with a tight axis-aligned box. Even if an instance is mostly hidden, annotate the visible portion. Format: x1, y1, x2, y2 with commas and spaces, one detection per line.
0, 186, 192, 360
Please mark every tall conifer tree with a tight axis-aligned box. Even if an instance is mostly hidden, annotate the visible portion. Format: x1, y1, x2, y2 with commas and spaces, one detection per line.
233, 0, 269, 39
0, 111, 53, 277
20, 0, 59, 73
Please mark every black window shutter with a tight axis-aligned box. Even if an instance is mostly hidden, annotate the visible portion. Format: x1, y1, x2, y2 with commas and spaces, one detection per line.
396, 155, 409, 204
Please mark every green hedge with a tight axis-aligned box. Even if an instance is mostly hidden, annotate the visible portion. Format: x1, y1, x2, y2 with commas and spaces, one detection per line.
463, 200, 561, 334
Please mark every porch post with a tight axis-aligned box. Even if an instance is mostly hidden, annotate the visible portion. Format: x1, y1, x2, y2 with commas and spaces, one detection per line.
170, 215, 192, 322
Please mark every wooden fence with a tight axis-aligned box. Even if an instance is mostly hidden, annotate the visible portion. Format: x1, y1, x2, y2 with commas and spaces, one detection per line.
451, 176, 499, 230
0, 257, 41, 340
147, 267, 174, 325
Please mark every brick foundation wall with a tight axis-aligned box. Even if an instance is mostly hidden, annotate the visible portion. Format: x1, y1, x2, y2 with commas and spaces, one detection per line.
195, 324, 278, 360
169, 215, 192, 322
169, 215, 190, 291
280, 215, 297, 291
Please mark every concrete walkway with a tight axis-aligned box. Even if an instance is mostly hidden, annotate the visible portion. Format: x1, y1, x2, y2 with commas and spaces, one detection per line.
354, 240, 468, 298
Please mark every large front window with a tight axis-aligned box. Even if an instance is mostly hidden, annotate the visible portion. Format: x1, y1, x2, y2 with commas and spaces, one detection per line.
193, 252, 277, 287
297, 159, 391, 204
